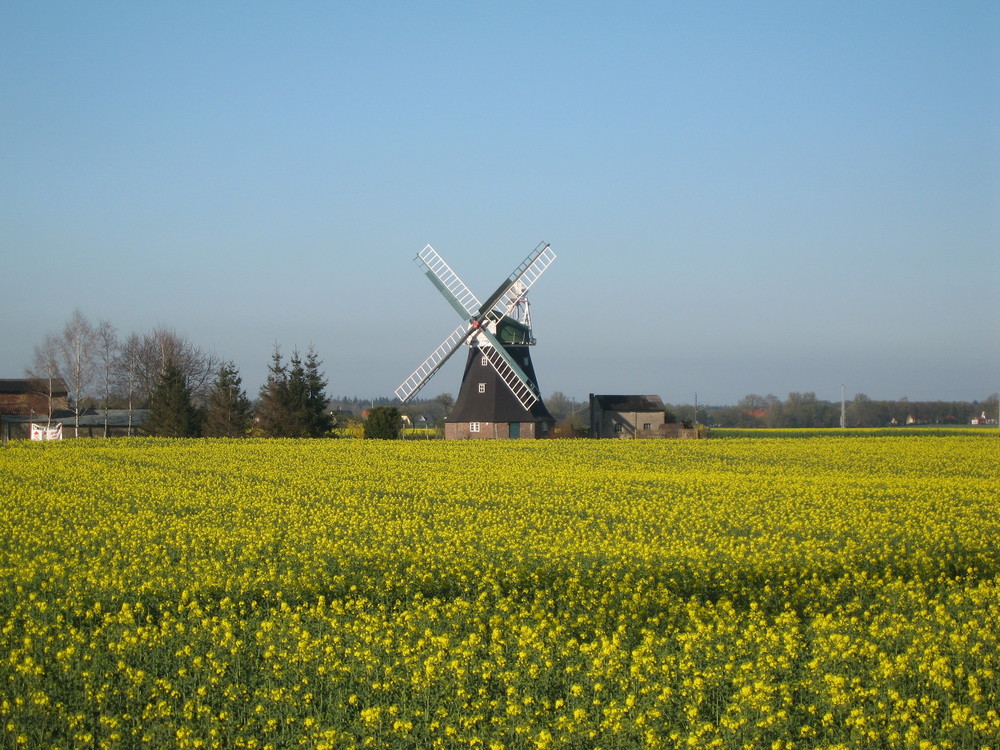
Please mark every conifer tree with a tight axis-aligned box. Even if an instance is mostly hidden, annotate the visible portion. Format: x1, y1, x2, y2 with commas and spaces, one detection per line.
256, 346, 293, 437
255, 344, 332, 438
203, 361, 253, 437
284, 349, 310, 437
146, 358, 202, 437
304, 345, 333, 437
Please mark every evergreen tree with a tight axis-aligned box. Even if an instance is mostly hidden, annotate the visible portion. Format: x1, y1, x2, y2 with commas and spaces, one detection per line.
146, 358, 202, 437
203, 361, 253, 437
364, 406, 402, 439
304, 345, 333, 437
255, 344, 332, 438
256, 346, 294, 437
284, 349, 310, 437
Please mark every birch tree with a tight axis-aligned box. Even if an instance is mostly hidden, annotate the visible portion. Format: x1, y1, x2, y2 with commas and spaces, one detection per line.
96, 320, 118, 436
59, 309, 98, 437
116, 332, 143, 436
26, 333, 64, 425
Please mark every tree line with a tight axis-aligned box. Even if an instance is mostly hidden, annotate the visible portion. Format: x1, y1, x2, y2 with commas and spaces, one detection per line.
696, 392, 999, 429
542, 390, 998, 433
25, 309, 332, 438
25, 310, 997, 437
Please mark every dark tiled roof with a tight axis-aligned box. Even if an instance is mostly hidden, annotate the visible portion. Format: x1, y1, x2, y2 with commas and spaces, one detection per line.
0, 378, 69, 394
593, 394, 665, 412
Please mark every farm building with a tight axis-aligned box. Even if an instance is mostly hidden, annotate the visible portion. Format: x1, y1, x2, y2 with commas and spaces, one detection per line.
0, 378, 68, 417
1, 408, 148, 441
0, 378, 149, 440
589, 394, 701, 439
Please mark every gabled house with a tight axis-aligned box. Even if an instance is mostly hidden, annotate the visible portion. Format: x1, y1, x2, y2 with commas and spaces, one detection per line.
589, 393, 701, 439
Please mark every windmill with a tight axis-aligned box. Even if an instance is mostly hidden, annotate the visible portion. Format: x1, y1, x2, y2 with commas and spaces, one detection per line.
395, 242, 557, 439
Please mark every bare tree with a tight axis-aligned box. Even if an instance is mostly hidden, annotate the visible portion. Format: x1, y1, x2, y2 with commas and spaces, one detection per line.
26, 333, 64, 425
116, 332, 143, 436
147, 327, 218, 404
168, 329, 216, 402
122, 327, 219, 408
545, 391, 573, 422
112, 327, 217, 435
96, 320, 118, 436
59, 309, 99, 437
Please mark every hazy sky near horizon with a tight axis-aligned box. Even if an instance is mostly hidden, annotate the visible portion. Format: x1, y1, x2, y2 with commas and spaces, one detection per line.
3, 1, 997, 406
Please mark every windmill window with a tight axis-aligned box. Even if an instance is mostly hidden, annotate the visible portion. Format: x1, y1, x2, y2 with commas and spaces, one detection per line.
481, 356, 488, 366
614, 423, 624, 433
470, 422, 480, 433
643, 423, 652, 431
478, 382, 486, 393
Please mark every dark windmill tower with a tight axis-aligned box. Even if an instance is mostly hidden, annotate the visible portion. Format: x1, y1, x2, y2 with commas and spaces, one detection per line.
395, 243, 557, 439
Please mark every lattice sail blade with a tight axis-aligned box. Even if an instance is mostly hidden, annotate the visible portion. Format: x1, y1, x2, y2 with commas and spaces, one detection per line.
395, 322, 472, 403
476, 329, 539, 411
478, 242, 557, 319
415, 245, 481, 319
498, 243, 557, 315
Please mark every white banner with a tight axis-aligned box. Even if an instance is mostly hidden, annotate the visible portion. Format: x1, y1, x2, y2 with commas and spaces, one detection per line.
30, 423, 63, 441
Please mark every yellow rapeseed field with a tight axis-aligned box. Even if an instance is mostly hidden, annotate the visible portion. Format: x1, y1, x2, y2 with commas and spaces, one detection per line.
1, 434, 998, 749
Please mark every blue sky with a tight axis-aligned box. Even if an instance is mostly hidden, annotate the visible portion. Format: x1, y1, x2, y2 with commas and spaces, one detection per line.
3, 1, 997, 406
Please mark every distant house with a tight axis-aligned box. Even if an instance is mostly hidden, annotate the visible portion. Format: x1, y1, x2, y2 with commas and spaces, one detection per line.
0, 378, 68, 417
589, 394, 701, 439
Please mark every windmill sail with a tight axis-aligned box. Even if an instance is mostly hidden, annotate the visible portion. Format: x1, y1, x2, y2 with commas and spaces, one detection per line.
415, 245, 480, 318
418, 242, 557, 326
478, 243, 556, 320
476, 333, 539, 410
395, 322, 472, 403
